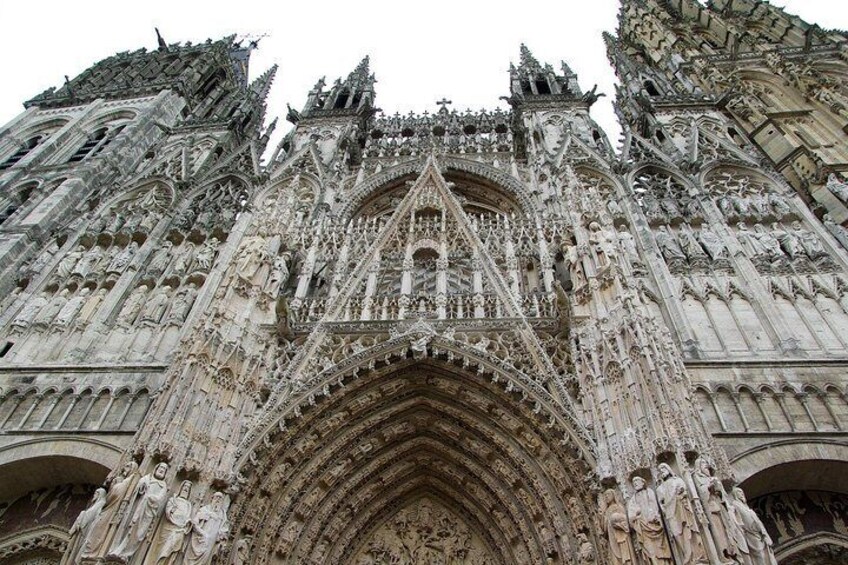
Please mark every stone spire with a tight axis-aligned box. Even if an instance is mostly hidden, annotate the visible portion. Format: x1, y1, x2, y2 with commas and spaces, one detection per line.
508, 44, 583, 102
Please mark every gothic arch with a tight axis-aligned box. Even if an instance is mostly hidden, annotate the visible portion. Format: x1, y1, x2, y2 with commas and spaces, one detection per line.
341, 157, 535, 221
230, 353, 600, 564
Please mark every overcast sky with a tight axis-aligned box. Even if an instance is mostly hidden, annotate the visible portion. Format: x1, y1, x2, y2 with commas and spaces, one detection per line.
1, 0, 846, 157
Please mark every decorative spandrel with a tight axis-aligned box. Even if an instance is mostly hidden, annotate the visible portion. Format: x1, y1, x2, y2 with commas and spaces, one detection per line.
352, 497, 494, 565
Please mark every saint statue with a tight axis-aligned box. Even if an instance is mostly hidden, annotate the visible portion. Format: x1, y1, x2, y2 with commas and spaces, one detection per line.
184, 491, 230, 565
151, 480, 193, 565
627, 476, 673, 565
63, 487, 107, 564
655, 463, 707, 564
601, 488, 636, 565
729, 487, 778, 565
109, 462, 170, 561
79, 461, 140, 560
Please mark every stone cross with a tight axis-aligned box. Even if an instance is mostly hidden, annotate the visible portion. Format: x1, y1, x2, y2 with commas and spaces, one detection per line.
436, 98, 453, 112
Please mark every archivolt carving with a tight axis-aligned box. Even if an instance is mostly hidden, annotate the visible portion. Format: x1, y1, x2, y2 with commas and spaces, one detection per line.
229, 358, 601, 564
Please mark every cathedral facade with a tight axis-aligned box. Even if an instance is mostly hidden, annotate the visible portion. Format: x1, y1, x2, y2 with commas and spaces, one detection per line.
0, 1, 846, 563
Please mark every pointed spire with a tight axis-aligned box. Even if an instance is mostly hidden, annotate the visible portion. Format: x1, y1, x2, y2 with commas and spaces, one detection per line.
518, 44, 542, 72
347, 56, 374, 88
155, 27, 168, 51
250, 64, 278, 101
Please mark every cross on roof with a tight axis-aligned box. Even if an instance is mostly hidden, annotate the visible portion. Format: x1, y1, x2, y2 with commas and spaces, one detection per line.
436, 98, 453, 112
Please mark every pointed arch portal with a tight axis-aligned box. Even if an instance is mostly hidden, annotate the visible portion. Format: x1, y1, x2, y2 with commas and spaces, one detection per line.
230, 356, 599, 564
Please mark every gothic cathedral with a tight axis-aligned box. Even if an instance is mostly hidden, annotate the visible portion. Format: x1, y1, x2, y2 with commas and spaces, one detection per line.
0, 1, 846, 564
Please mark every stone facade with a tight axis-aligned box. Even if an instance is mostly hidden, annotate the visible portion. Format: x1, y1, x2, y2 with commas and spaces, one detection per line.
0, 3, 844, 563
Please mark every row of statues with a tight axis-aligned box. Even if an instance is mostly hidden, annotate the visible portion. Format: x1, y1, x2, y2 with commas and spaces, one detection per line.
117, 282, 199, 328
736, 221, 829, 263
655, 225, 727, 264
66, 462, 229, 565
715, 192, 793, 222
603, 458, 777, 565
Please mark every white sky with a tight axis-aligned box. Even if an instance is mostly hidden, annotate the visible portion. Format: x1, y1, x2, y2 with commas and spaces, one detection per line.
1, 0, 846, 157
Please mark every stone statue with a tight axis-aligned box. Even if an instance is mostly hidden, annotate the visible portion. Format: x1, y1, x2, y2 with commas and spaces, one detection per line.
194, 237, 220, 272
11, 291, 49, 330
171, 241, 195, 275
729, 488, 778, 565
601, 489, 636, 565
74, 245, 105, 278
55, 246, 85, 280
626, 476, 673, 565
139, 285, 172, 325
768, 193, 792, 218
34, 288, 69, 327
27, 239, 60, 276
118, 284, 150, 326
617, 225, 642, 268
148, 241, 174, 276
589, 221, 617, 266
53, 287, 91, 329
753, 224, 784, 260
151, 480, 193, 565
231, 536, 251, 565
655, 226, 686, 261
108, 241, 139, 273
792, 221, 827, 260
77, 287, 108, 326
698, 226, 726, 260
576, 532, 596, 563
236, 236, 267, 282
678, 227, 707, 260
63, 487, 107, 564
264, 252, 291, 296
167, 282, 198, 324
691, 457, 745, 562
276, 295, 293, 340
79, 461, 140, 559
553, 279, 571, 339
772, 223, 803, 259
184, 491, 230, 565
655, 463, 707, 564
109, 461, 170, 561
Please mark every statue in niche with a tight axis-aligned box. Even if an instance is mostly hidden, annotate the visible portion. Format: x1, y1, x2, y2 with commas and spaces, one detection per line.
194, 237, 220, 272
109, 461, 170, 561
589, 221, 616, 266
74, 245, 105, 278
768, 193, 792, 218
171, 241, 195, 276
732, 196, 752, 218
655, 226, 686, 261
678, 227, 707, 260
791, 221, 827, 260
264, 252, 291, 296
749, 193, 770, 219
79, 461, 140, 559
167, 282, 198, 324
736, 223, 765, 258
11, 291, 49, 331
717, 196, 734, 219
698, 226, 726, 260
827, 174, 848, 204
148, 241, 174, 276
184, 491, 229, 565
601, 488, 636, 565
34, 288, 69, 327
753, 224, 784, 260
138, 284, 172, 325
626, 476, 673, 565
117, 284, 150, 326
56, 246, 85, 280
53, 287, 91, 329
236, 236, 267, 282
577, 532, 596, 563
772, 223, 803, 259
63, 487, 107, 564
231, 536, 251, 565
729, 488, 777, 565
691, 457, 745, 562
77, 287, 108, 326
617, 225, 642, 268
108, 242, 139, 274
151, 480, 193, 565
655, 463, 707, 564
27, 239, 60, 276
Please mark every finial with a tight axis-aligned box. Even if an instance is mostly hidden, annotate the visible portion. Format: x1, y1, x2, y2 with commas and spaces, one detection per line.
435, 98, 453, 113
155, 27, 168, 51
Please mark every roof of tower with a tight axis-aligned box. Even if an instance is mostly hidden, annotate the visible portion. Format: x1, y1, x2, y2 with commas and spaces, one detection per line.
25, 34, 256, 110
508, 44, 586, 105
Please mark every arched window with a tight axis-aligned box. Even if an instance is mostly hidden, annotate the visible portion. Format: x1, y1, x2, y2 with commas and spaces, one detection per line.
0, 135, 45, 170
67, 124, 125, 163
